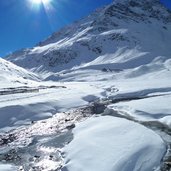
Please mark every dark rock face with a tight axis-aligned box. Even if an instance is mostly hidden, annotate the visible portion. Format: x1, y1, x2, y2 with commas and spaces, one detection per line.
105, 0, 171, 23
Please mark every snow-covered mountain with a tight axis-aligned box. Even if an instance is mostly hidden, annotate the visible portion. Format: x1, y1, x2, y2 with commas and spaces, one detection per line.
6, 0, 171, 80
1, 1, 171, 171
0, 58, 39, 88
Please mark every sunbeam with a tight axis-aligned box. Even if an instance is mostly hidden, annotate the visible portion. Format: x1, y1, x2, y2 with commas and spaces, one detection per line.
30, 0, 52, 6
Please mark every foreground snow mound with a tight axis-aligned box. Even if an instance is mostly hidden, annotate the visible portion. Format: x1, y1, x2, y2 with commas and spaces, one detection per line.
63, 116, 165, 171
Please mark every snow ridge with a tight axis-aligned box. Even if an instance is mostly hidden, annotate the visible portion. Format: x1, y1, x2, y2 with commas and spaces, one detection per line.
0, 58, 39, 88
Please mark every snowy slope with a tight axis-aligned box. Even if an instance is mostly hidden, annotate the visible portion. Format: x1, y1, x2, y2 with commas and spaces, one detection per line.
0, 58, 39, 88
6, 0, 171, 80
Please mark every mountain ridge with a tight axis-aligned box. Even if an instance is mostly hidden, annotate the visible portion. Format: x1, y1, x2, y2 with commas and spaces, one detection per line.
6, 0, 171, 80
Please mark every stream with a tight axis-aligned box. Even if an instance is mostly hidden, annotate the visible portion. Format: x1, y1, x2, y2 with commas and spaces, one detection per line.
0, 97, 171, 171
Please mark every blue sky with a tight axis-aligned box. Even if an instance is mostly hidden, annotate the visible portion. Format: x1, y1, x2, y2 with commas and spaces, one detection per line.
0, 0, 171, 57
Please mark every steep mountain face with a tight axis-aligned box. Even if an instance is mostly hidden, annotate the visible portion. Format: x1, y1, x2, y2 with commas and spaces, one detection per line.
0, 58, 39, 87
6, 0, 171, 79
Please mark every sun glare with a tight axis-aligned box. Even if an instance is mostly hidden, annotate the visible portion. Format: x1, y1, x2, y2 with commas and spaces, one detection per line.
32, 0, 41, 4
31, 0, 51, 5
29, 0, 55, 29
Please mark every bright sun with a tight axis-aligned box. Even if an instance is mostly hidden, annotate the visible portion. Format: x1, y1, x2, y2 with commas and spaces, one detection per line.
31, 0, 51, 5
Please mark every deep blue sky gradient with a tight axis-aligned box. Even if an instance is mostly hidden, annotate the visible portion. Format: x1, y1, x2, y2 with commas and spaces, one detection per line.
0, 0, 171, 57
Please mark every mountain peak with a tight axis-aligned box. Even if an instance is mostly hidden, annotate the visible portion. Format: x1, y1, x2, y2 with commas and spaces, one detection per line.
6, 0, 171, 77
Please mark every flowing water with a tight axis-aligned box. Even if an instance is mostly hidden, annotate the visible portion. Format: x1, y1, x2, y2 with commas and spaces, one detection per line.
0, 98, 171, 171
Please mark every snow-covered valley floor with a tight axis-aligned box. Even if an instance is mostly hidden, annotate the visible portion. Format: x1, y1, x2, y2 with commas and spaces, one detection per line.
0, 69, 171, 171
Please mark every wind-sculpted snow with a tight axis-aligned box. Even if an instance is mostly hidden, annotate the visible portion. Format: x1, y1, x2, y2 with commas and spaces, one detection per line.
0, 82, 104, 131
62, 116, 165, 171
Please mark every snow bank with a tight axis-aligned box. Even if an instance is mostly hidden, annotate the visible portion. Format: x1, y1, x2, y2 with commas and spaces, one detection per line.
62, 116, 165, 171
0, 82, 104, 131
108, 94, 171, 126
0, 163, 17, 171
